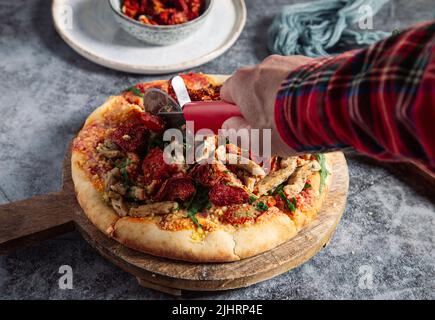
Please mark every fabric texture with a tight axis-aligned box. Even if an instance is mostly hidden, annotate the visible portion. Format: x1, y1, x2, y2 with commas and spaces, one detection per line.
268, 0, 391, 57
275, 21, 435, 172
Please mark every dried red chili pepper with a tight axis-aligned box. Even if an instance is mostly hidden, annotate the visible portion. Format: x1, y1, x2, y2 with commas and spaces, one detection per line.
122, 0, 206, 25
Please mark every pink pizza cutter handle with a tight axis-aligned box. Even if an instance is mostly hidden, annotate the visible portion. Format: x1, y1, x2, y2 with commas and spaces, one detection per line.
182, 101, 244, 134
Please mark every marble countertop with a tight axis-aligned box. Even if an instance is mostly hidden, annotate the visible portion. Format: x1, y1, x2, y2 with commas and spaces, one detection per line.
0, 0, 433, 299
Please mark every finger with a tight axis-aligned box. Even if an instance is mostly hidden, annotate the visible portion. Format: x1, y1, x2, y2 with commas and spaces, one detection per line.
262, 54, 314, 70
221, 66, 254, 104
220, 77, 235, 104
221, 116, 251, 130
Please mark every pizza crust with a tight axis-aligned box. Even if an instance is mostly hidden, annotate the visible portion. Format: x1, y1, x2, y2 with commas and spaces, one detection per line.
111, 166, 331, 262
110, 210, 298, 262
71, 95, 140, 235
71, 74, 333, 262
113, 218, 239, 262
109, 169, 331, 263
72, 152, 119, 234
233, 209, 297, 259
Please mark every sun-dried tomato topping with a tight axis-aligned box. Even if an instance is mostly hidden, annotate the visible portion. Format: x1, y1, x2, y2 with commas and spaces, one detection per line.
154, 176, 195, 202
138, 15, 159, 25
157, 8, 188, 25
175, 0, 189, 12
122, 0, 140, 18
122, 0, 206, 26
189, 164, 214, 187
109, 123, 149, 154
190, 162, 244, 188
138, 112, 165, 133
142, 147, 178, 184
188, 164, 227, 187
209, 184, 249, 207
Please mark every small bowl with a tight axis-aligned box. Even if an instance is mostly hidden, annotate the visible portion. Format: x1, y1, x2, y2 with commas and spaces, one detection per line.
108, 0, 214, 46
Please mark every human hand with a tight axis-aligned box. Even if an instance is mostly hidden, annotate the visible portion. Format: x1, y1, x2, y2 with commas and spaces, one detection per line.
220, 55, 313, 157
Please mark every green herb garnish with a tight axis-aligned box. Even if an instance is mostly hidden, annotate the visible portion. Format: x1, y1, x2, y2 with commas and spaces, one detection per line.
256, 201, 269, 212
187, 208, 202, 229
316, 154, 329, 192
118, 158, 132, 184
126, 86, 144, 97
249, 195, 257, 204
205, 201, 212, 210
303, 183, 311, 189
185, 186, 210, 229
274, 184, 296, 212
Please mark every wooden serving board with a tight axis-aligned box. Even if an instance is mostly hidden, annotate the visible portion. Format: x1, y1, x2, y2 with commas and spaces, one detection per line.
0, 147, 348, 296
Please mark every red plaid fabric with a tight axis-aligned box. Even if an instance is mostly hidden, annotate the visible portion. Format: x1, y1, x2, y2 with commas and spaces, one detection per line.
275, 21, 435, 172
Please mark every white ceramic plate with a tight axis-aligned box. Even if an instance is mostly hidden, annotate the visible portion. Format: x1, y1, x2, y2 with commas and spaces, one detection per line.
52, 0, 246, 74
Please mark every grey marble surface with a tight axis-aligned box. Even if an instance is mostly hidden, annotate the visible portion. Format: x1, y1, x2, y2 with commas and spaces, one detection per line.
0, 0, 434, 300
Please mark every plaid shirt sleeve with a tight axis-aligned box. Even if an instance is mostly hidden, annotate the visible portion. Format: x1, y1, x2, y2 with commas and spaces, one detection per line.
275, 21, 435, 172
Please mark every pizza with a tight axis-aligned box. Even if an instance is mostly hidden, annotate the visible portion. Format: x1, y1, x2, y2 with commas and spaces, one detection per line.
71, 73, 332, 262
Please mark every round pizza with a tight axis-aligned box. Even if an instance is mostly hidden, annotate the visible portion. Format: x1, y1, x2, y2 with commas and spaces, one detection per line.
71, 73, 332, 262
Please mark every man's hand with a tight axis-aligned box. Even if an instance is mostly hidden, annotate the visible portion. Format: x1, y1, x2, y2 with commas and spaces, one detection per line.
220, 55, 313, 157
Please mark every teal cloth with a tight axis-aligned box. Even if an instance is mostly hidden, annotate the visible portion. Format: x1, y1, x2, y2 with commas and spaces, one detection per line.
268, 0, 391, 57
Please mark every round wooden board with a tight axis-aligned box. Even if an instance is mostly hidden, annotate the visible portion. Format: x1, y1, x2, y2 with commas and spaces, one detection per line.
67, 150, 349, 295
0, 146, 348, 296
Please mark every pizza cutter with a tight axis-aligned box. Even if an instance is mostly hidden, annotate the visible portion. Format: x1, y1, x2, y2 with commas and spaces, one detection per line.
143, 76, 243, 134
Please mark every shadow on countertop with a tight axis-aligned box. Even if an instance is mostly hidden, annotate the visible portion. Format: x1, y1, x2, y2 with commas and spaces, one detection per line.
345, 151, 435, 206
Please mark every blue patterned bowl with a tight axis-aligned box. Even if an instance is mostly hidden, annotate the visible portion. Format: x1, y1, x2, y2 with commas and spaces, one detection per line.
108, 0, 214, 46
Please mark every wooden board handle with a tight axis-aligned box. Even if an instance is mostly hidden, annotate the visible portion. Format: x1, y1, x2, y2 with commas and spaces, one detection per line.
0, 192, 75, 255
